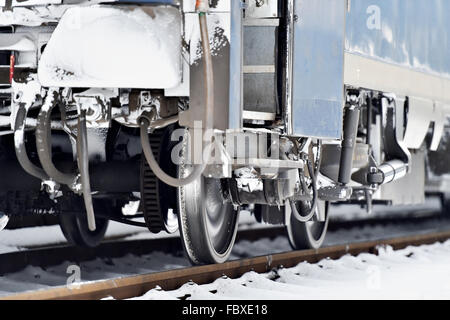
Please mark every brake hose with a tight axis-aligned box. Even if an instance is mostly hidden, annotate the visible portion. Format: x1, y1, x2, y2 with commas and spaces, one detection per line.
77, 110, 96, 231
36, 90, 78, 187
290, 141, 322, 222
36, 91, 97, 230
290, 159, 318, 222
14, 104, 49, 181
140, 3, 214, 188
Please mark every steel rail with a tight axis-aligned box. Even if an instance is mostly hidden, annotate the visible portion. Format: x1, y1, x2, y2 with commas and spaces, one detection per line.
0, 226, 286, 275
3, 228, 450, 300
0, 213, 442, 276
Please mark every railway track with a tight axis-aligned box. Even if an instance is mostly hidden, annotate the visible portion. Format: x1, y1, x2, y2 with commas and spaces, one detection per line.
4, 229, 450, 300
0, 226, 284, 275
0, 213, 442, 275
2, 214, 450, 300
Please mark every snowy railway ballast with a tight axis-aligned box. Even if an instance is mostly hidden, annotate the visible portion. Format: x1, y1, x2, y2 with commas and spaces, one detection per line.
0, 0, 450, 264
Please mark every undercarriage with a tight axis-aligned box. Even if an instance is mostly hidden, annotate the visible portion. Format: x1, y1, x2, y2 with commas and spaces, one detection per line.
0, 0, 449, 265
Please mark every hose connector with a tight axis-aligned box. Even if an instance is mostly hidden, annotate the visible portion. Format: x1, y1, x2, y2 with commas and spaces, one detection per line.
138, 110, 157, 128
195, 0, 209, 13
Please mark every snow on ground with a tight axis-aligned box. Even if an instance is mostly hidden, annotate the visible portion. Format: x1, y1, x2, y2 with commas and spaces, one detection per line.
135, 241, 450, 300
0, 208, 449, 296
0, 210, 257, 254
0, 197, 440, 254
330, 196, 441, 221
0, 200, 447, 297
0, 220, 143, 254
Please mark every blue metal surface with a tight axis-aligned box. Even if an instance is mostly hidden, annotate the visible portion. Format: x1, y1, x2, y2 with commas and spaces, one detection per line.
228, 0, 243, 130
291, 0, 346, 139
346, 0, 450, 78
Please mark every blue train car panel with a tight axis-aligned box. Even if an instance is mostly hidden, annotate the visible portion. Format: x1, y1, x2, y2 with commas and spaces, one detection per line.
291, 0, 346, 139
344, 0, 450, 105
346, 0, 450, 78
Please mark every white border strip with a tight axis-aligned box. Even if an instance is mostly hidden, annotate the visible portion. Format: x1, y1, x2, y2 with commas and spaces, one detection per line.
242, 111, 276, 121
344, 53, 450, 104
243, 65, 276, 74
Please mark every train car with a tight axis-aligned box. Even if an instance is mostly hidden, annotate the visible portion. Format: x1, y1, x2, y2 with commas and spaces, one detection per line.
0, 0, 449, 264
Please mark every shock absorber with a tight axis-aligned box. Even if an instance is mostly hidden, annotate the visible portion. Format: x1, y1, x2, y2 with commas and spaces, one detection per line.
338, 91, 361, 185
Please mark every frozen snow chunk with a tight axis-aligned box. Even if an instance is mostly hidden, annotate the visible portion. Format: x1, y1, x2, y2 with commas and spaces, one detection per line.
0, 34, 36, 51
38, 5, 182, 89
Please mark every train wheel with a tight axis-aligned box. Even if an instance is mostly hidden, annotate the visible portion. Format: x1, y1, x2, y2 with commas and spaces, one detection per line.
59, 201, 109, 248
0, 212, 9, 231
440, 194, 450, 216
59, 213, 109, 248
286, 201, 329, 250
178, 173, 239, 265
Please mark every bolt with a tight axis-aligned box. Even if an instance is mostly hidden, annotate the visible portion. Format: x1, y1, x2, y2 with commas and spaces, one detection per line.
256, 0, 265, 7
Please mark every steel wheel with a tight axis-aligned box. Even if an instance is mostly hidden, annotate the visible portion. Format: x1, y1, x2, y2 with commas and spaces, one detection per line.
59, 200, 109, 248
178, 168, 239, 265
287, 201, 329, 250
440, 195, 450, 217
0, 212, 9, 231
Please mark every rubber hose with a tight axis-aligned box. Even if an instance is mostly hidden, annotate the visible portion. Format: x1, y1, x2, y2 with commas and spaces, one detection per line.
36, 91, 77, 186
77, 110, 96, 231
290, 159, 318, 222
140, 13, 214, 188
14, 104, 49, 181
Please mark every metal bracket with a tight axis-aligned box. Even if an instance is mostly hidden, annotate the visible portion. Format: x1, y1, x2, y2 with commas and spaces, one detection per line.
381, 96, 411, 172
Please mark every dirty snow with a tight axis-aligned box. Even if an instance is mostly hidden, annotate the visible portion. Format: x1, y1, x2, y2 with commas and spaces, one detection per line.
185, 12, 230, 64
